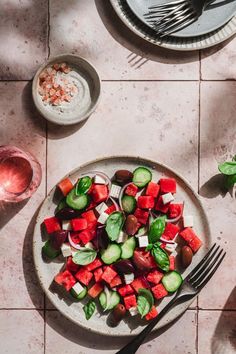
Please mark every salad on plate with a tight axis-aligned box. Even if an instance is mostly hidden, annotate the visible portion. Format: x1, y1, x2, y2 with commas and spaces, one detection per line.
41, 167, 202, 324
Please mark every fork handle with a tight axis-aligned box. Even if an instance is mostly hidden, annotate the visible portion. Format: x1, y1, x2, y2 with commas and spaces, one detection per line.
115, 296, 178, 354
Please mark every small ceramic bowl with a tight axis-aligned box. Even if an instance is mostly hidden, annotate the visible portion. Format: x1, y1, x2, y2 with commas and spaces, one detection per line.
32, 54, 101, 125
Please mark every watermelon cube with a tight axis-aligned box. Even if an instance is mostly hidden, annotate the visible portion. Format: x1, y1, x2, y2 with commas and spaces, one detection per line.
101, 266, 117, 284
86, 201, 97, 211
79, 230, 94, 244
155, 196, 170, 213
159, 178, 177, 194
118, 284, 134, 297
105, 204, 117, 215
134, 208, 149, 225
145, 182, 160, 198
131, 277, 149, 293
169, 255, 175, 271
137, 196, 155, 209
91, 184, 108, 203
145, 306, 158, 320
179, 228, 202, 252
44, 217, 61, 234
94, 267, 103, 282
85, 258, 103, 272
57, 178, 73, 196
54, 270, 76, 291
146, 270, 163, 285
88, 283, 103, 298
66, 256, 80, 273
110, 275, 122, 288
75, 268, 93, 286
71, 218, 88, 231
163, 223, 180, 240
81, 210, 97, 223
124, 294, 137, 310
125, 183, 138, 197
151, 284, 168, 300
168, 203, 183, 219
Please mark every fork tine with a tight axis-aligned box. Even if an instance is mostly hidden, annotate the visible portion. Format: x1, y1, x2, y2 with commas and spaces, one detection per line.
191, 248, 224, 286
194, 251, 226, 291
186, 243, 217, 280
152, 3, 187, 25
149, 0, 185, 10
160, 16, 196, 37
155, 10, 194, 35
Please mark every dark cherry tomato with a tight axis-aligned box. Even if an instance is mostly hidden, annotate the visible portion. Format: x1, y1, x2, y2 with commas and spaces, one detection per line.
133, 249, 156, 270
50, 230, 68, 250
115, 170, 133, 185
114, 259, 135, 274
181, 246, 193, 268
125, 215, 138, 235
55, 207, 80, 220
112, 304, 126, 323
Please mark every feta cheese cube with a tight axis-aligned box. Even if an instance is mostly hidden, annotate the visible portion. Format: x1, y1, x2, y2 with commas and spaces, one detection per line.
117, 231, 128, 243
129, 307, 138, 316
95, 202, 108, 215
138, 235, 149, 248
94, 174, 106, 184
85, 242, 94, 249
162, 192, 174, 205
165, 242, 178, 253
183, 215, 194, 228
62, 220, 72, 231
72, 282, 84, 295
110, 184, 122, 199
61, 243, 72, 257
97, 212, 109, 224
124, 273, 134, 284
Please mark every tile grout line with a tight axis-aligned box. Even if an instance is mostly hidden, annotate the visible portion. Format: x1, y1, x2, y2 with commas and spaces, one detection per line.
0, 79, 236, 82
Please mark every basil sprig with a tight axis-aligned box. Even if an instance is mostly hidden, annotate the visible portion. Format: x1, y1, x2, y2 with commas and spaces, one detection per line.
218, 157, 236, 190
83, 300, 96, 320
105, 211, 124, 241
137, 289, 154, 318
72, 248, 97, 265
75, 176, 92, 195
148, 243, 170, 272
148, 216, 166, 243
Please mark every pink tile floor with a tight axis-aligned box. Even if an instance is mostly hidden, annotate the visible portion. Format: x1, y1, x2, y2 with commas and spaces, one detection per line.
0, 0, 235, 353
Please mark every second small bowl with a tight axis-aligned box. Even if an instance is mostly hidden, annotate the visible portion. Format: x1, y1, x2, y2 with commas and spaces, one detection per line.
32, 54, 101, 125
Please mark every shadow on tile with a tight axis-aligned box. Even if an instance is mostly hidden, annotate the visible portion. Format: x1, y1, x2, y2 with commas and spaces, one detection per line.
211, 287, 236, 354
199, 173, 227, 199
47, 119, 87, 140
200, 35, 236, 62
95, 0, 199, 65
0, 199, 28, 230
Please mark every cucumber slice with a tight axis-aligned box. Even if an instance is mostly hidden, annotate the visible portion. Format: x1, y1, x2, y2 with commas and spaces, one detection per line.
132, 167, 152, 188
99, 290, 120, 310
122, 195, 136, 214
70, 287, 87, 300
42, 240, 61, 259
101, 244, 121, 264
162, 271, 183, 292
121, 237, 136, 259
66, 189, 90, 210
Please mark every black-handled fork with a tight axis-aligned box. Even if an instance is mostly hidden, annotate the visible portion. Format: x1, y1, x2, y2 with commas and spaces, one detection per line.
116, 243, 226, 354
144, 0, 216, 37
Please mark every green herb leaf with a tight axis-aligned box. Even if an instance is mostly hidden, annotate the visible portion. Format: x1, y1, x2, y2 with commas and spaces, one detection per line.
83, 300, 96, 320
151, 244, 170, 272
224, 174, 236, 189
145, 244, 153, 251
139, 288, 154, 307
76, 176, 92, 195
218, 161, 236, 176
72, 248, 97, 265
137, 295, 151, 318
148, 216, 166, 243
105, 211, 124, 241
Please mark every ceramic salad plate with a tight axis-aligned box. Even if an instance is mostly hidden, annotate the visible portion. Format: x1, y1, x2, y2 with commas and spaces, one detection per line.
33, 156, 211, 336
126, 0, 236, 37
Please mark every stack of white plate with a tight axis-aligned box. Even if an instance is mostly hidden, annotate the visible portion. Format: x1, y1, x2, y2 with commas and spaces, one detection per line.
110, 0, 236, 50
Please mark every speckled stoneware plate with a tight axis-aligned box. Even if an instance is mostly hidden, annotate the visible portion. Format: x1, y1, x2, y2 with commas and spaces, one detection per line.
126, 0, 236, 38
110, 0, 236, 51
33, 156, 211, 336
32, 54, 101, 125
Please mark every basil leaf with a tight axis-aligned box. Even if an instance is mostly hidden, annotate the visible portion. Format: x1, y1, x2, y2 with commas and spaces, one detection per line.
83, 300, 96, 320
145, 244, 153, 251
139, 288, 154, 307
151, 245, 170, 272
72, 248, 97, 265
137, 295, 151, 318
218, 162, 236, 176
224, 174, 236, 189
105, 211, 124, 241
148, 216, 166, 243
76, 176, 92, 195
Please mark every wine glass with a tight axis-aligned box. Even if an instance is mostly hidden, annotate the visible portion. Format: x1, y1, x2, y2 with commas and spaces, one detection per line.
0, 145, 42, 203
